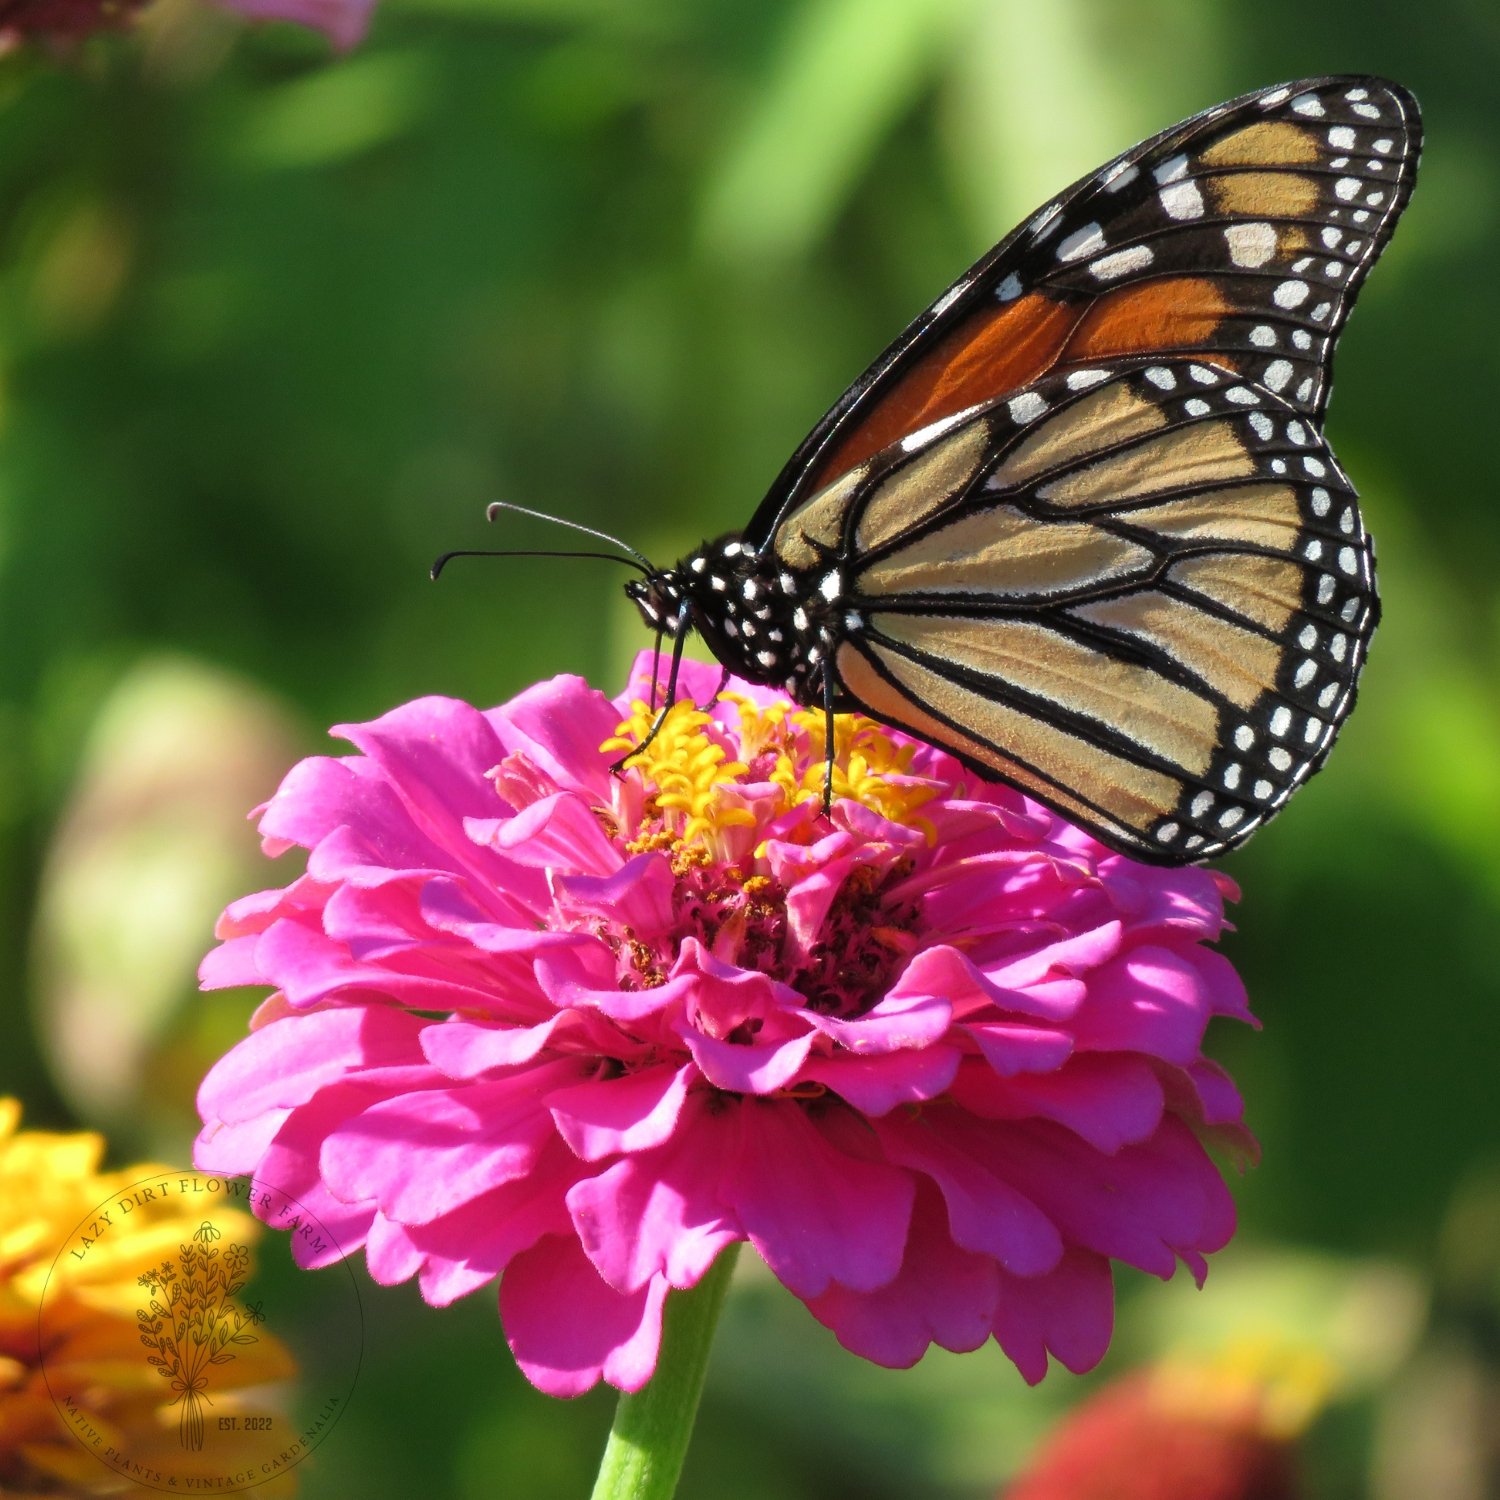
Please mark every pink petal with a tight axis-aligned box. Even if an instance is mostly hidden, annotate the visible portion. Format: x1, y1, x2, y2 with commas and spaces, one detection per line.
952, 1054, 1166, 1152
253, 917, 500, 1013
421, 1016, 575, 1078
978, 1116, 1232, 1279
475, 791, 622, 876
808, 989, 952, 1054
200, 934, 267, 991
534, 947, 698, 1024
678, 1025, 814, 1095
992, 1248, 1115, 1384
1072, 946, 1217, 1064
983, 921, 1124, 989
335, 697, 513, 846
320, 1057, 590, 1225
964, 1021, 1074, 1077
728, 1100, 913, 1298
798, 1046, 960, 1115
404, 1140, 581, 1304
875, 1108, 1063, 1276
501, 1236, 670, 1396
566, 1098, 741, 1293
547, 1064, 694, 1162
196, 1007, 426, 1123
806, 1184, 999, 1365
488, 675, 621, 799
552, 854, 677, 936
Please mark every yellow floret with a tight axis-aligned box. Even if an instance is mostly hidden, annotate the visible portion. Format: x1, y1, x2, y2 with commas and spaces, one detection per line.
604, 685, 937, 854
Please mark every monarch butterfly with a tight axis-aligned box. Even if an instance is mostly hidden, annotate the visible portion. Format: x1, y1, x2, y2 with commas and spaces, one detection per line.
442, 76, 1419, 866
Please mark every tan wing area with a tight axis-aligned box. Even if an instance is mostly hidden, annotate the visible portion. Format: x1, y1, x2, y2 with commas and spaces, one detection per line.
871, 613, 1220, 774
811, 358, 1377, 863
836, 640, 1170, 854
857, 504, 1154, 599
988, 379, 1169, 491
1035, 421, 1255, 508
1068, 592, 1282, 711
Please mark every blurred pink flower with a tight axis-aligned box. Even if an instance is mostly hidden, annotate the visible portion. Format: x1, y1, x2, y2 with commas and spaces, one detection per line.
213, 0, 373, 51
195, 656, 1257, 1397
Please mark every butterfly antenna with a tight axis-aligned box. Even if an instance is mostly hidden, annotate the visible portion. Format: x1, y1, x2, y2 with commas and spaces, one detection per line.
486, 500, 655, 574
430, 547, 651, 582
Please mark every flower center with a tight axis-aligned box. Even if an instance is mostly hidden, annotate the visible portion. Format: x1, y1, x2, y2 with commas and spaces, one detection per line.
595, 692, 933, 1016
602, 694, 936, 853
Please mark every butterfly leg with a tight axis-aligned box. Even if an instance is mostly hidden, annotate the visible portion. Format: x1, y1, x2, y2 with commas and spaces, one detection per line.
821, 661, 837, 815
649, 627, 665, 710
695, 665, 731, 712
611, 601, 692, 774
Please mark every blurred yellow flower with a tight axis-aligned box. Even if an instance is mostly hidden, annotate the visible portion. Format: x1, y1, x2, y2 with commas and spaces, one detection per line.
0, 1098, 298, 1498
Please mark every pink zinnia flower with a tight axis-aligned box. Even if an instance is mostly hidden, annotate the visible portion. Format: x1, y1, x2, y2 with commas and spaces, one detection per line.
195, 655, 1256, 1397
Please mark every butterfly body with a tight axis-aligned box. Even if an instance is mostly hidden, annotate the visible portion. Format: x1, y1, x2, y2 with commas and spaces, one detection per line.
620, 76, 1419, 866
628, 534, 863, 707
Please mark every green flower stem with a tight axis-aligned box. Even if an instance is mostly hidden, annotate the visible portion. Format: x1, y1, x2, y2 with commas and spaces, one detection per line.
589, 1244, 741, 1500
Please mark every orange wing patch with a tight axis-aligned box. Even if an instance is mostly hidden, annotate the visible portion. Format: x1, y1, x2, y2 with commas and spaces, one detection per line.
1062, 278, 1237, 366
811, 293, 1080, 488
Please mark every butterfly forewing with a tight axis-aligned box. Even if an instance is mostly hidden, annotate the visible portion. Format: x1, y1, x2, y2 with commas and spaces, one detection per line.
811, 360, 1376, 862
746, 75, 1418, 550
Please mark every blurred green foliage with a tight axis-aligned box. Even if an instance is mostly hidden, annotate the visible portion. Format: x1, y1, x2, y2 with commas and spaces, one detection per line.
4, 0, 1500, 1495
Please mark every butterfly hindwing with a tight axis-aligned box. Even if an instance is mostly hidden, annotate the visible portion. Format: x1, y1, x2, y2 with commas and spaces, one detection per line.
746, 75, 1418, 550
804, 359, 1376, 862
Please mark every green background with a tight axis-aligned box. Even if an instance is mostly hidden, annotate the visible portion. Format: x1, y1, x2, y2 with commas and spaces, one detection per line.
4, 0, 1498, 1494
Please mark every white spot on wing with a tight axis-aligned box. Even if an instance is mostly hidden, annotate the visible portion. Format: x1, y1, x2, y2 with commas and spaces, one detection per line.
1057, 223, 1107, 261
1089, 245, 1154, 280
1225, 222, 1278, 267
1008, 391, 1049, 424
1159, 180, 1205, 220
1273, 280, 1310, 309
900, 403, 984, 452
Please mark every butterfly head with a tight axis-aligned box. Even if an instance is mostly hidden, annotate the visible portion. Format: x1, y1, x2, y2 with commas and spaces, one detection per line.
624, 568, 690, 636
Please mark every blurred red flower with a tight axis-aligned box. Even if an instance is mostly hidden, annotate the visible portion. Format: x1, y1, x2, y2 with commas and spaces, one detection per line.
1004, 1364, 1302, 1500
